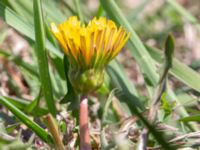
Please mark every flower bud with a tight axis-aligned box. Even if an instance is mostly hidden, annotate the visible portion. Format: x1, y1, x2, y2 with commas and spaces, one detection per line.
68, 68, 104, 94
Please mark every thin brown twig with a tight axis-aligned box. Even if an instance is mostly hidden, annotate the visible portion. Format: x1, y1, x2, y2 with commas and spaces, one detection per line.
138, 50, 171, 150
45, 114, 65, 150
138, 78, 167, 150
169, 131, 200, 143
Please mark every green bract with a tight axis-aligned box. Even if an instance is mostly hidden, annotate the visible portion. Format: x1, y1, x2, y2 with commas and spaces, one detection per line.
68, 68, 104, 94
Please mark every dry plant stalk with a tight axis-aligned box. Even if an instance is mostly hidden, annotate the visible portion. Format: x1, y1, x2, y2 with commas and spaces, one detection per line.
45, 114, 65, 150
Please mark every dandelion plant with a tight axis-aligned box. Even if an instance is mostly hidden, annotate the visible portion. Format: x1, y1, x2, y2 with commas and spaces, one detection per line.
51, 16, 130, 149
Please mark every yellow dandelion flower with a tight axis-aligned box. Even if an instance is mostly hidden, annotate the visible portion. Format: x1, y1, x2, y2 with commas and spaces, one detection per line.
51, 16, 130, 69
51, 16, 130, 93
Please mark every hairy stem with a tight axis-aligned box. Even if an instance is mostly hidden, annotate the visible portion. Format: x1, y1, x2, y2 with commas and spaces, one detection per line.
79, 95, 91, 150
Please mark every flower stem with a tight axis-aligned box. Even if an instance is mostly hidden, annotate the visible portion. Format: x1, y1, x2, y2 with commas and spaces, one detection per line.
79, 95, 91, 150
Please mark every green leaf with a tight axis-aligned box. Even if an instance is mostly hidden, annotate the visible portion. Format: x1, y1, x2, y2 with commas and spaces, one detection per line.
7, 0, 33, 22
0, 29, 7, 44
161, 93, 176, 119
33, 0, 56, 116
100, 89, 117, 149
96, 5, 104, 18
101, 89, 116, 125
43, 0, 66, 24
0, 1, 63, 58
75, 0, 84, 23
2, 96, 48, 117
24, 89, 41, 114
107, 60, 144, 116
100, 0, 159, 86
60, 56, 79, 111
180, 115, 200, 122
172, 59, 200, 92
0, 96, 53, 145
6, 123, 20, 134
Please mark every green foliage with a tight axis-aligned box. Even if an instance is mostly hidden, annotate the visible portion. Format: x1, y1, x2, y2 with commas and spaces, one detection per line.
60, 56, 79, 117
180, 115, 200, 122
161, 93, 175, 119
0, 96, 53, 145
1, 0, 200, 149
33, 0, 56, 116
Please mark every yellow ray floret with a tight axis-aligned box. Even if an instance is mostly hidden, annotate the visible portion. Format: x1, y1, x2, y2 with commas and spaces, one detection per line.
51, 16, 130, 69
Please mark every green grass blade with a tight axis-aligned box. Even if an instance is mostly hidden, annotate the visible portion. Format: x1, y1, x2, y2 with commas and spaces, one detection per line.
107, 60, 144, 114
62, 0, 77, 16
75, 0, 83, 23
101, 89, 116, 125
43, 0, 66, 24
100, 0, 159, 86
7, 0, 33, 22
0, 96, 53, 144
2, 96, 48, 117
100, 89, 116, 149
172, 59, 200, 92
96, 5, 104, 18
24, 90, 41, 114
180, 115, 200, 122
33, 0, 56, 116
108, 61, 138, 96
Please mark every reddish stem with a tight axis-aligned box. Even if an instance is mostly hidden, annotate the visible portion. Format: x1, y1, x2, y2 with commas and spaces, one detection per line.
79, 95, 91, 150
